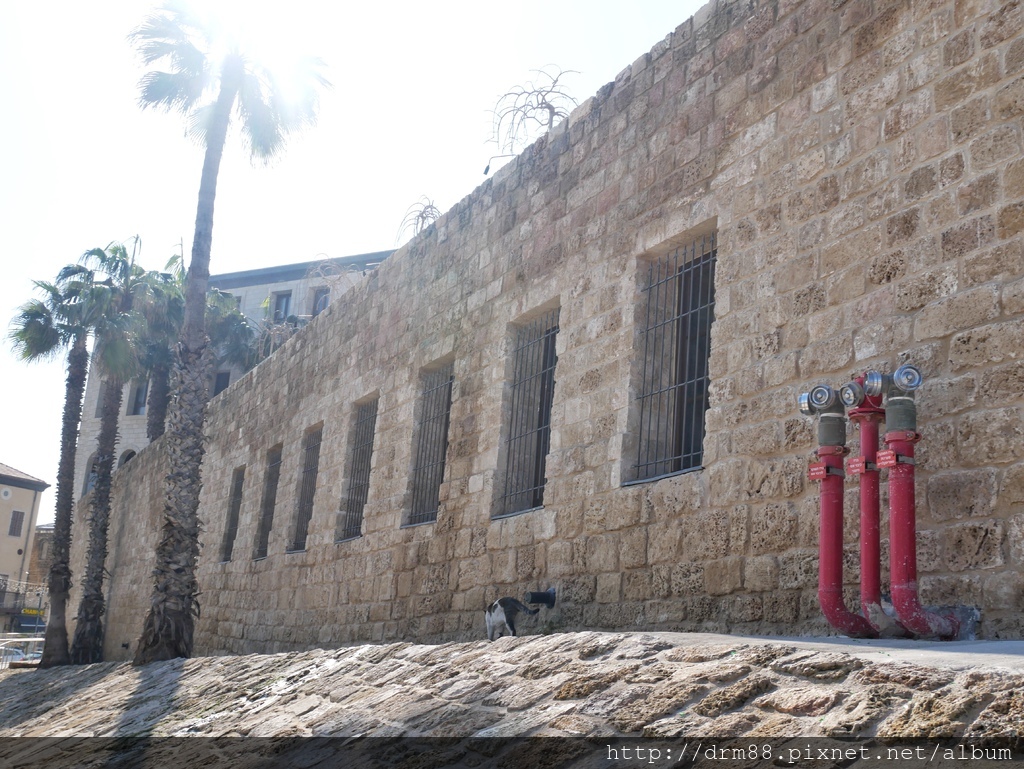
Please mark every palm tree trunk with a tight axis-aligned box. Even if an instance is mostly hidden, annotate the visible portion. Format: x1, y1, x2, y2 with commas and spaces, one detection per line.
135, 57, 243, 664
146, 360, 171, 440
39, 336, 89, 668
70, 377, 124, 664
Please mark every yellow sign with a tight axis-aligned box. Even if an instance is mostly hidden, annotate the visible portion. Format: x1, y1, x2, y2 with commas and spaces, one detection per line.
22, 608, 42, 616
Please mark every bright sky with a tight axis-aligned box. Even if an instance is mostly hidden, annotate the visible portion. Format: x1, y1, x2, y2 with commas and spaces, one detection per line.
0, 0, 705, 525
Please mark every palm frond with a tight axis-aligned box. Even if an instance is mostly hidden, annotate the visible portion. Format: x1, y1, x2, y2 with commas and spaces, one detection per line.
138, 70, 208, 112
237, 73, 286, 161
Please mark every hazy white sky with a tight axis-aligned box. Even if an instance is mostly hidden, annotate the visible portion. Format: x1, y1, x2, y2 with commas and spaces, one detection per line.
0, 0, 705, 525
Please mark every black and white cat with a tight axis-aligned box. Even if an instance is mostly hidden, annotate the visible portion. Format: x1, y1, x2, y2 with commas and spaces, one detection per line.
485, 597, 538, 640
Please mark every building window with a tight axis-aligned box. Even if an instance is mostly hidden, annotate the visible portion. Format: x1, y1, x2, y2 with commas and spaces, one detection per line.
8, 511, 24, 538
407, 363, 454, 526
253, 445, 283, 559
272, 291, 292, 322
336, 399, 378, 541
128, 380, 148, 416
288, 424, 323, 552
219, 466, 246, 562
213, 372, 231, 396
94, 381, 110, 419
632, 232, 716, 481
312, 287, 330, 317
118, 450, 137, 468
497, 307, 560, 517
83, 455, 99, 495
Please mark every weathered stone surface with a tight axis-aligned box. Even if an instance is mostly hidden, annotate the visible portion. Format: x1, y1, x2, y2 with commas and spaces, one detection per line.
818, 685, 913, 738
850, 663, 954, 691
876, 688, 979, 741
691, 674, 774, 717
754, 685, 845, 716
964, 688, 1024, 751
3, 632, 1024, 768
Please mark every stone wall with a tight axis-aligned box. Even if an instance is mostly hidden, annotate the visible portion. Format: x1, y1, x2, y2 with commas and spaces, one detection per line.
79, 0, 1024, 660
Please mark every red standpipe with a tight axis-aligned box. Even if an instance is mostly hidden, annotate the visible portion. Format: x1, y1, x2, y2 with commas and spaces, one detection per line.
847, 394, 884, 621
883, 430, 959, 639
813, 444, 877, 638
848, 388, 910, 637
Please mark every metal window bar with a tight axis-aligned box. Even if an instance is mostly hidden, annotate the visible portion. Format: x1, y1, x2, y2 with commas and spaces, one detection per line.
219, 466, 246, 562
634, 234, 716, 480
7, 511, 24, 538
408, 364, 455, 525
498, 307, 560, 516
337, 400, 378, 541
289, 426, 323, 552
253, 446, 283, 559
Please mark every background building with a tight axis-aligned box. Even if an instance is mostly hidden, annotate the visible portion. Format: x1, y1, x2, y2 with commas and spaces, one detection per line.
0, 463, 48, 633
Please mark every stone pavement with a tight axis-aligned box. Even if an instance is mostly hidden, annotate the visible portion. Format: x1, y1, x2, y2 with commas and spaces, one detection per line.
0, 632, 1021, 767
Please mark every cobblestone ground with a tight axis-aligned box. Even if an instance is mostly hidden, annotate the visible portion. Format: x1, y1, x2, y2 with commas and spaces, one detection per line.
0, 632, 1021, 767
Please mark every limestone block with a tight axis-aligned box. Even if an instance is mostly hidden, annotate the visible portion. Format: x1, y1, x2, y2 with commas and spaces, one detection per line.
926, 469, 996, 520
958, 408, 1024, 465
914, 285, 1000, 341
744, 555, 779, 592
750, 502, 797, 556
778, 550, 818, 590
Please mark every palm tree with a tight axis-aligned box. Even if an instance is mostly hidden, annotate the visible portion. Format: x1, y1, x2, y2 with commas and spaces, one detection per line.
8, 270, 103, 667
69, 239, 159, 664
130, 3, 328, 662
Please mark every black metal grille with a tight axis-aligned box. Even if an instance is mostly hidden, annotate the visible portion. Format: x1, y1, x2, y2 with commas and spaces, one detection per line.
219, 466, 245, 562
336, 399, 378, 541
634, 233, 716, 481
288, 425, 323, 552
253, 445, 283, 559
407, 363, 454, 525
497, 308, 559, 516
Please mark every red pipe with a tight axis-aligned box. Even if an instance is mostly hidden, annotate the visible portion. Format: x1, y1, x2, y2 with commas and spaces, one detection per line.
848, 389, 910, 637
885, 430, 959, 639
848, 399, 883, 619
815, 444, 878, 638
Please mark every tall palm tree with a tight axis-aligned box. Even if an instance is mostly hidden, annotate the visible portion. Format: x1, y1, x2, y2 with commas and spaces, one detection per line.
69, 240, 158, 664
130, 3, 328, 662
9, 270, 103, 667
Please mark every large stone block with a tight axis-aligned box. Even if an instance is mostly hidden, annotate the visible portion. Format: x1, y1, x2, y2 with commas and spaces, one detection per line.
942, 520, 1005, 571
926, 469, 997, 521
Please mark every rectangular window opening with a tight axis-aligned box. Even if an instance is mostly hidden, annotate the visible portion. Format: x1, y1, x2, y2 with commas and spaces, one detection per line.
128, 379, 148, 416
273, 292, 292, 322
497, 307, 560, 517
407, 363, 454, 526
336, 399, 378, 541
312, 287, 330, 317
219, 466, 246, 562
253, 445, 283, 559
288, 425, 323, 552
8, 511, 24, 538
213, 372, 231, 396
632, 232, 716, 482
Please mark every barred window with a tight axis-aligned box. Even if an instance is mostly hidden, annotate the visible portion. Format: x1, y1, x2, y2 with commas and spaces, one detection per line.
336, 399, 378, 541
288, 424, 323, 552
407, 363, 454, 526
632, 233, 716, 481
8, 511, 24, 538
253, 445, 283, 559
219, 466, 245, 562
497, 307, 559, 517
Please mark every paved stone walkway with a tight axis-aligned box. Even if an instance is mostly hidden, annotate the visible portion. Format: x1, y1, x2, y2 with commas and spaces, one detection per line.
0, 632, 1021, 767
